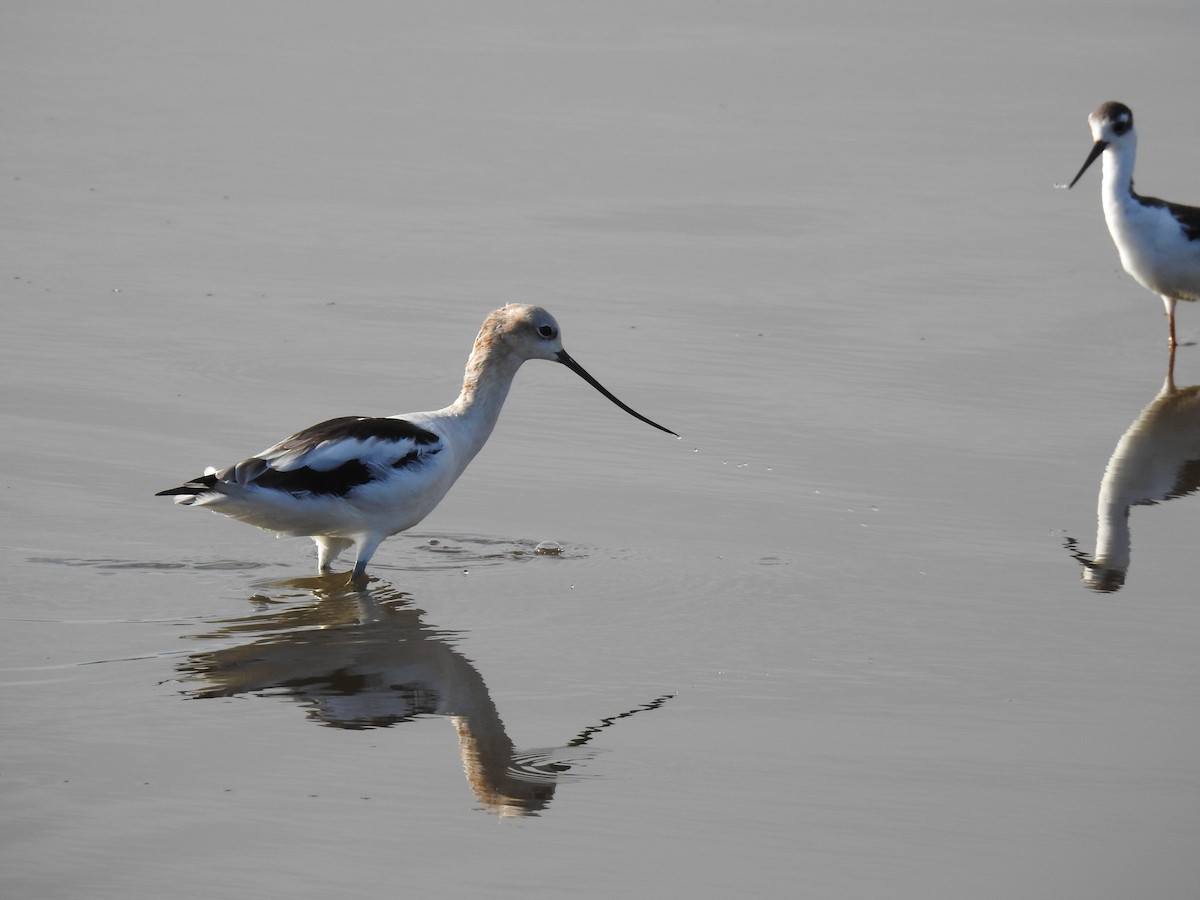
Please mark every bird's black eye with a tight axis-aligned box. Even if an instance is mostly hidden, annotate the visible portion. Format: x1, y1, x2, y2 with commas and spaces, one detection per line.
538, 324, 556, 339
1113, 118, 1131, 135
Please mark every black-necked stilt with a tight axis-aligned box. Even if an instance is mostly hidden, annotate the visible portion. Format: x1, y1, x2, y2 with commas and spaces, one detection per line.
157, 304, 676, 580
1067, 101, 1200, 348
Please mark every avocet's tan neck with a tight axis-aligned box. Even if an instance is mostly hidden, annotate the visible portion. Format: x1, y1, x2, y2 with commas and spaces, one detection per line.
434, 315, 527, 472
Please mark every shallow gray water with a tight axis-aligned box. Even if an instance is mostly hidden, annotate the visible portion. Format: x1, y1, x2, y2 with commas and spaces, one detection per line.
5, 2, 1200, 897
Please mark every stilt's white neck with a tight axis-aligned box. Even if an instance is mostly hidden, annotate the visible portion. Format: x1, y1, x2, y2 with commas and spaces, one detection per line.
1100, 135, 1137, 200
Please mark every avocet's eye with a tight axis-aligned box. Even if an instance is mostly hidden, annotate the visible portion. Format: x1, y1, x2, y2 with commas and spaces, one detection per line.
1113, 117, 1131, 135
538, 324, 556, 339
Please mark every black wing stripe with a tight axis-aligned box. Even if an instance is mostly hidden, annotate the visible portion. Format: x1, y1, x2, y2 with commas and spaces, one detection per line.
157, 418, 443, 499
281, 416, 441, 449
250, 444, 440, 497
253, 458, 374, 496
1169, 203, 1200, 242
1134, 189, 1200, 242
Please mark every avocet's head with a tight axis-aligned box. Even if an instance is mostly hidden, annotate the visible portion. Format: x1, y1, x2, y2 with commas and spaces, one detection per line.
485, 304, 677, 436
484, 304, 570, 362
1067, 101, 1135, 189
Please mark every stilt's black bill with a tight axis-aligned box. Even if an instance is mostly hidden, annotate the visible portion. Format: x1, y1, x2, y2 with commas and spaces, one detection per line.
1067, 140, 1107, 189
556, 350, 678, 436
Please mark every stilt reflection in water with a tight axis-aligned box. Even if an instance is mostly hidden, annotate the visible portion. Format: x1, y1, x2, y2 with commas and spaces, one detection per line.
1067, 353, 1200, 591
177, 577, 673, 816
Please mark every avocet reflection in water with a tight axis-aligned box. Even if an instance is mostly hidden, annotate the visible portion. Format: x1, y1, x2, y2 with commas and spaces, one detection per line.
176, 576, 672, 817
1068, 357, 1200, 591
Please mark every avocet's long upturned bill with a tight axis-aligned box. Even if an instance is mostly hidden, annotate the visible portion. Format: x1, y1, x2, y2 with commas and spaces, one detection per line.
157, 305, 676, 579
1067, 101, 1200, 348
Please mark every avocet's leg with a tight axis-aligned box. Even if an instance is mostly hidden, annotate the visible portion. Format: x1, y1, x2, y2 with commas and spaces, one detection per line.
349, 533, 386, 583
314, 536, 354, 573
1163, 295, 1178, 348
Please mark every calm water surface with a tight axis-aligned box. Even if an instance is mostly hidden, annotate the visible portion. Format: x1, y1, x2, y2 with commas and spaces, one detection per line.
5, 2, 1200, 897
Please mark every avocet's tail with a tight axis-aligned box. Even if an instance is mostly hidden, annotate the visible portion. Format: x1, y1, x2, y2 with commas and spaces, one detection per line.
155, 470, 219, 505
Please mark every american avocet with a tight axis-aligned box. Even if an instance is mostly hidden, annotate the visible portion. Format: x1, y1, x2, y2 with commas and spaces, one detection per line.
1067, 101, 1200, 348
157, 304, 676, 580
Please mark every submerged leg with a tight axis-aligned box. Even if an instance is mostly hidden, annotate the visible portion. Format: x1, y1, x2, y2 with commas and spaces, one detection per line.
313, 536, 354, 573
349, 533, 386, 583
1163, 295, 1178, 348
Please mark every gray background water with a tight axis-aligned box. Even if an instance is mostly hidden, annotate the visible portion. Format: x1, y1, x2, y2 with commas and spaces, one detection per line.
5, 2, 1200, 897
